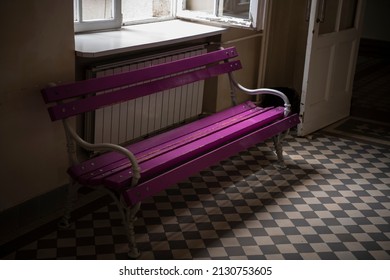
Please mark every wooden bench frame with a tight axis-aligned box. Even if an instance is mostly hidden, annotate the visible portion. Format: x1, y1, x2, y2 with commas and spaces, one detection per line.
42, 46, 300, 258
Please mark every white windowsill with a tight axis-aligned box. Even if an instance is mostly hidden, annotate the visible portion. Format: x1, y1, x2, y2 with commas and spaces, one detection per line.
75, 19, 227, 58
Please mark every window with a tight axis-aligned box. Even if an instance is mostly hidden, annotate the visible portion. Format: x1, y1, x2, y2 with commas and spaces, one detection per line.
176, 0, 267, 30
74, 0, 266, 33
74, 0, 123, 33
122, 0, 173, 24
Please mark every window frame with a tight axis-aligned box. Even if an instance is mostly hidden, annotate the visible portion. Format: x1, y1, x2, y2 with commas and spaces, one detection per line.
175, 0, 267, 30
74, 0, 122, 33
74, 0, 267, 33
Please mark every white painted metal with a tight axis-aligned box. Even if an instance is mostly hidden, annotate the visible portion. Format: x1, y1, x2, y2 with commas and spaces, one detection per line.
229, 76, 291, 116
64, 119, 141, 186
61, 117, 142, 257
298, 0, 366, 136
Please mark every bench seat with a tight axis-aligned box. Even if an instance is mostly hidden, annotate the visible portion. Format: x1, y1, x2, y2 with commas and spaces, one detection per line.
68, 101, 295, 203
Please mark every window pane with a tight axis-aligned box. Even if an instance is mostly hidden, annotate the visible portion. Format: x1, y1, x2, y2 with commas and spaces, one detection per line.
122, 0, 171, 22
222, 0, 250, 20
184, 0, 215, 15
319, 0, 339, 35
153, 0, 172, 17
339, 0, 357, 30
82, 0, 113, 21
177, 0, 262, 29
183, 0, 251, 19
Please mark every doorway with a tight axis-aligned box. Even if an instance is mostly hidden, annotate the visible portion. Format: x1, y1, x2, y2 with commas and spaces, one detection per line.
263, 0, 367, 135
350, 0, 390, 124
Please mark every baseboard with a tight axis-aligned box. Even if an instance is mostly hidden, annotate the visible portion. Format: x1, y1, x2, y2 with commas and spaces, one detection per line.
0, 185, 105, 246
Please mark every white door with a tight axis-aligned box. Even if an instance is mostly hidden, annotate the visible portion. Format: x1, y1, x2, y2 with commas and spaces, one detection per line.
298, 0, 366, 136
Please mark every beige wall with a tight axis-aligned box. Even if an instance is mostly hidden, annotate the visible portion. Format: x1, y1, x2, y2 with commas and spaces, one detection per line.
0, 0, 75, 211
263, 0, 308, 94
203, 28, 263, 113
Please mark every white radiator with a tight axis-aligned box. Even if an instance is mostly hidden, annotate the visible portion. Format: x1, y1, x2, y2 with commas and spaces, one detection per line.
85, 45, 207, 145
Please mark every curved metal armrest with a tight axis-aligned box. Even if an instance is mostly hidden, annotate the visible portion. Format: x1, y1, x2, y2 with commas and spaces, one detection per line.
229, 75, 291, 117
62, 119, 141, 187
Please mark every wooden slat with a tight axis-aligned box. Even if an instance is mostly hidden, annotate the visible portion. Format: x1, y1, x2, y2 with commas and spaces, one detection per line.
69, 101, 256, 177
68, 101, 259, 180
103, 107, 286, 189
47, 60, 242, 121
122, 114, 300, 205
42, 47, 239, 103
73, 106, 277, 186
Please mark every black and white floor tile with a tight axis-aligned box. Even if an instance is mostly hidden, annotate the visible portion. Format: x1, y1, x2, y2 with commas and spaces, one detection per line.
1, 130, 389, 260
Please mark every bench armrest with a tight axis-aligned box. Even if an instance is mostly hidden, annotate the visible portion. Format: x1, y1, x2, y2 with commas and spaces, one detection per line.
62, 119, 141, 187
229, 75, 292, 117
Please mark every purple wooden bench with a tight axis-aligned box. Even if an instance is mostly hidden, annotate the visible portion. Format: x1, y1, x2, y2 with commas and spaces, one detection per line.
42, 46, 300, 258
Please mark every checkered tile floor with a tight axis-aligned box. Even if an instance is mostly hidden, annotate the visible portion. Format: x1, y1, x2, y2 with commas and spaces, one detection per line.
1, 131, 389, 260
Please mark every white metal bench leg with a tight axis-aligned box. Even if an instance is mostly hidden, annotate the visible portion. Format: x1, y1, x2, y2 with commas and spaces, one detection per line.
125, 202, 141, 259
273, 131, 289, 170
58, 179, 79, 229
105, 190, 141, 259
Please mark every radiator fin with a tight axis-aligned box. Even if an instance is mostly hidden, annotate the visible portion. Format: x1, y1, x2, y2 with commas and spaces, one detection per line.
85, 46, 206, 145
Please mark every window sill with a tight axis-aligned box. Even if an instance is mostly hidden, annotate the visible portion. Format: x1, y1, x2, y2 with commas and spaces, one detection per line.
75, 19, 227, 58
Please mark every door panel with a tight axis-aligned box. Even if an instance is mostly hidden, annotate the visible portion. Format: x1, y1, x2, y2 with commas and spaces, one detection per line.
319, 0, 339, 35
309, 46, 333, 105
334, 40, 355, 93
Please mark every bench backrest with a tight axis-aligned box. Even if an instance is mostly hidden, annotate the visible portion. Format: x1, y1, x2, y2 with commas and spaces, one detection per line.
42, 47, 242, 121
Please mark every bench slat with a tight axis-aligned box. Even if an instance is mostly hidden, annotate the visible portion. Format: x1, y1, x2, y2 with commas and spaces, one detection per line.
68, 102, 258, 181
68, 102, 269, 183
122, 114, 300, 205
76, 106, 276, 186
122, 101, 258, 156
48, 60, 242, 121
42, 47, 239, 103
103, 107, 285, 189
